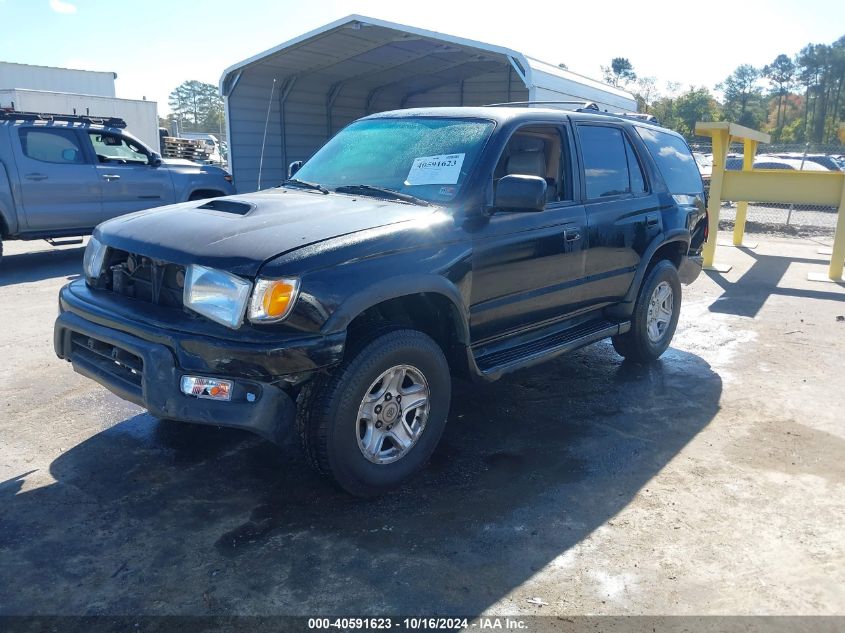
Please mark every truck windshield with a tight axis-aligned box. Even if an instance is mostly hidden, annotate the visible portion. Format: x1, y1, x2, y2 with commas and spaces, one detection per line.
293, 117, 495, 203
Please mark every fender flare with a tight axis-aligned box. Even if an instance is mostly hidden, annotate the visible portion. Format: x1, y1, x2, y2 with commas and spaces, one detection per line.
614, 230, 690, 314
321, 273, 470, 344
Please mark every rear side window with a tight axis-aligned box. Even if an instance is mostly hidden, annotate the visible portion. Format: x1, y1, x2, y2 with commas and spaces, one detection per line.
18, 128, 85, 164
578, 125, 648, 198
635, 127, 703, 194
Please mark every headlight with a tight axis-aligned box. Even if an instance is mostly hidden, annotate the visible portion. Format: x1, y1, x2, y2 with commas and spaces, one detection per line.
183, 264, 252, 329
83, 236, 107, 279
249, 278, 300, 323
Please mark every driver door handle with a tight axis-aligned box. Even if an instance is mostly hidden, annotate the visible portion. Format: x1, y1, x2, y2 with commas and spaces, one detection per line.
564, 228, 581, 242
25, 173, 48, 181
102, 174, 121, 181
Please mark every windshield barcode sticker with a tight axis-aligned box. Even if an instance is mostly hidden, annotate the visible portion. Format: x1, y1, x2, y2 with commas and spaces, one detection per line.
405, 153, 465, 186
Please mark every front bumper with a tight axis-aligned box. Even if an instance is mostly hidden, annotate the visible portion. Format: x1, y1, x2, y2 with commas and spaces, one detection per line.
54, 280, 345, 444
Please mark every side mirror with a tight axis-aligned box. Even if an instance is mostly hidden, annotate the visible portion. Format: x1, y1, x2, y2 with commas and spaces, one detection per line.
148, 152, 163, 168
493, 175, 547, 212
61, 148, 79, 162
288, 160, 303, 178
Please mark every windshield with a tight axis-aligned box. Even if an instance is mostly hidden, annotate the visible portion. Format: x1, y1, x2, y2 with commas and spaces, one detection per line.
293, 117, 495, 203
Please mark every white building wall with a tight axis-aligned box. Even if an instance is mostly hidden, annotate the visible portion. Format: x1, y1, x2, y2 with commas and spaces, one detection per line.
0, 62, 116, 97
0, 89, 159, 151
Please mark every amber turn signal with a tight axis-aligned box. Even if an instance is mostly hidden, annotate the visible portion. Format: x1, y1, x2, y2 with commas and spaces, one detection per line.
248, 278, 300, 322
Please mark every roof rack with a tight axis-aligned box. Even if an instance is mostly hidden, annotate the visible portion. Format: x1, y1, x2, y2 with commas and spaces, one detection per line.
0, 109, 127, 128
482, 100, 661, 126
483, 100, 589, 108
574, 104, 661, 125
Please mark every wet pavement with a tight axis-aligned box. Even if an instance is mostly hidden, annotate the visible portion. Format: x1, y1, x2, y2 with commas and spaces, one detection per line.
0, 235, 843, 616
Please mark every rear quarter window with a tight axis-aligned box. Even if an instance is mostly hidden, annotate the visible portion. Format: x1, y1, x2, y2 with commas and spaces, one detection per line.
635, 127, 703, 194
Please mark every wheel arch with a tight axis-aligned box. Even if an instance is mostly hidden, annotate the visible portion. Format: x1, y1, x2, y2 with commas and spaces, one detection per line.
608, 231, 689, 319
322, 275, 470, 374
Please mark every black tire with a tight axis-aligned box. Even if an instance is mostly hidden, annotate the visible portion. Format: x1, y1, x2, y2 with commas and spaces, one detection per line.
297, 329, 451, 497
612, 259, 681, 363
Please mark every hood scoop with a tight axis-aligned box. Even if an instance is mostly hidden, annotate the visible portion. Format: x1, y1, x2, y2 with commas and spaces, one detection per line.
196, 199, 254, 216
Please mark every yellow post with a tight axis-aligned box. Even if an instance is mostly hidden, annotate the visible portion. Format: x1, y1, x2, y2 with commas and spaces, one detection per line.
696, 122, 771, 273
826, 184, 845, 281
805, 179, 845, 283
732, 138, 757, 247
701, 128, 732, 272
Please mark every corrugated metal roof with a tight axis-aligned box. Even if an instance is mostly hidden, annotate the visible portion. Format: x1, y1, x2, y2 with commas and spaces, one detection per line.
220, 15, 634, 110
220, 15, 637, 192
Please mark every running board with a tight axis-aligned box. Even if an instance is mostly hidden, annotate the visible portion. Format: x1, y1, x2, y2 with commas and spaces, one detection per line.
45, 238, 84, 247
475, 319, 630, 378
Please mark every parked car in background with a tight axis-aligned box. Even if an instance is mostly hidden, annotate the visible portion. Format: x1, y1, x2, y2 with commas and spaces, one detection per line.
54, 105, 707, 496
0, 111, 235, 264
179, 132, 225, 166
771, 153, 843, 172
724, 155, 830, 172
693, 152, 712, 196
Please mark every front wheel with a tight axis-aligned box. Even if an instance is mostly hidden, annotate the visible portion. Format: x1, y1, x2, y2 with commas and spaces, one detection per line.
612, 260, 681, 363
297, 329, 451, 497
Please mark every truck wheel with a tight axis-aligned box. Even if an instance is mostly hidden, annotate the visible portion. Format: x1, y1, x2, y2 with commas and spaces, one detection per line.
297, 329, 451, 497
612, 260, 681, 363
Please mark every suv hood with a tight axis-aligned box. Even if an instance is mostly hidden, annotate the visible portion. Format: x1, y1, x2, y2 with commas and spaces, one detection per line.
96, 188, 438, 276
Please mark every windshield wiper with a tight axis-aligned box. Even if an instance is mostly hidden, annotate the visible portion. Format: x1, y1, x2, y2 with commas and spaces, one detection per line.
334, 184, 430, 206
282, 178, 329, 194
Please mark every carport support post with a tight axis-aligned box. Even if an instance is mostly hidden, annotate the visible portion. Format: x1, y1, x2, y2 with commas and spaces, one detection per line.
732, 139, 758, 248
701, 127, 732, 273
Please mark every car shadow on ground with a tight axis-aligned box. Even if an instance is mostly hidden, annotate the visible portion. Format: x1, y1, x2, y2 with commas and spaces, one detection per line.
0, 246, 84, 287
0, 342, 721, 616
706, 248, 845, 318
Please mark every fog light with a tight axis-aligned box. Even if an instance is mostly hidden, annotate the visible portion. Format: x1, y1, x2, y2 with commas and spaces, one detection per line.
181, 375, 233, 401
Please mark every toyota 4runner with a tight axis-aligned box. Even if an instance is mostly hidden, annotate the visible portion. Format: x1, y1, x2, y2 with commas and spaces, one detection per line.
54, 106, 707, 496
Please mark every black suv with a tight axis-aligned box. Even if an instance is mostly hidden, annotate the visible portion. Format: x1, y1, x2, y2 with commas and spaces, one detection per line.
54, 107, 707, 496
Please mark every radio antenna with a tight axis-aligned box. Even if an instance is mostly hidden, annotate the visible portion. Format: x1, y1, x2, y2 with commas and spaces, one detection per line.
257, 77, 277, 191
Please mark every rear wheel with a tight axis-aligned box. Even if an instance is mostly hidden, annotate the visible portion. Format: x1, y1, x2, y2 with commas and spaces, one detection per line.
612, 260, 681, 362
297, 329, 451, 497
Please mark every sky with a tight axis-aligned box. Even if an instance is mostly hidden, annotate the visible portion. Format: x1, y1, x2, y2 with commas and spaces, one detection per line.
1, 0, 843, 115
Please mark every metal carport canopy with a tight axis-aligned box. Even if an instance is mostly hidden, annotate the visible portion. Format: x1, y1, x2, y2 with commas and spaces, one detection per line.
220, 15, 636, 193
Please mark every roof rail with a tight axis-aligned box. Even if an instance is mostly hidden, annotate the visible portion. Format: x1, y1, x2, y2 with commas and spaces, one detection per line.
483, 100, 589, 108
481, 100, 661, 126
574, 106, 661, 126
0, 109, 127, 128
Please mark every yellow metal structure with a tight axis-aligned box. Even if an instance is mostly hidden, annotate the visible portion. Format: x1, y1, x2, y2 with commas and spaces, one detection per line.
695, 121, 845, 282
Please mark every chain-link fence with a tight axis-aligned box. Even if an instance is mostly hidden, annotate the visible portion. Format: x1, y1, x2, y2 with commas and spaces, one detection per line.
689, 142, 844, 235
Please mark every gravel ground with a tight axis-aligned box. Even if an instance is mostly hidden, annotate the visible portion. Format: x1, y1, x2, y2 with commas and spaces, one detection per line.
0, 234, 843, 620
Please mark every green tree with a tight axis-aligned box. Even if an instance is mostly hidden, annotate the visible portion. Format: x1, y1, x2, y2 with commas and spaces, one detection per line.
167, 80, 223, 133
673, 88, 720, 138
633, 76, 659, 113
718, 64, 764, 128
601, 57, 637, 88
762, 54, 796, 140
